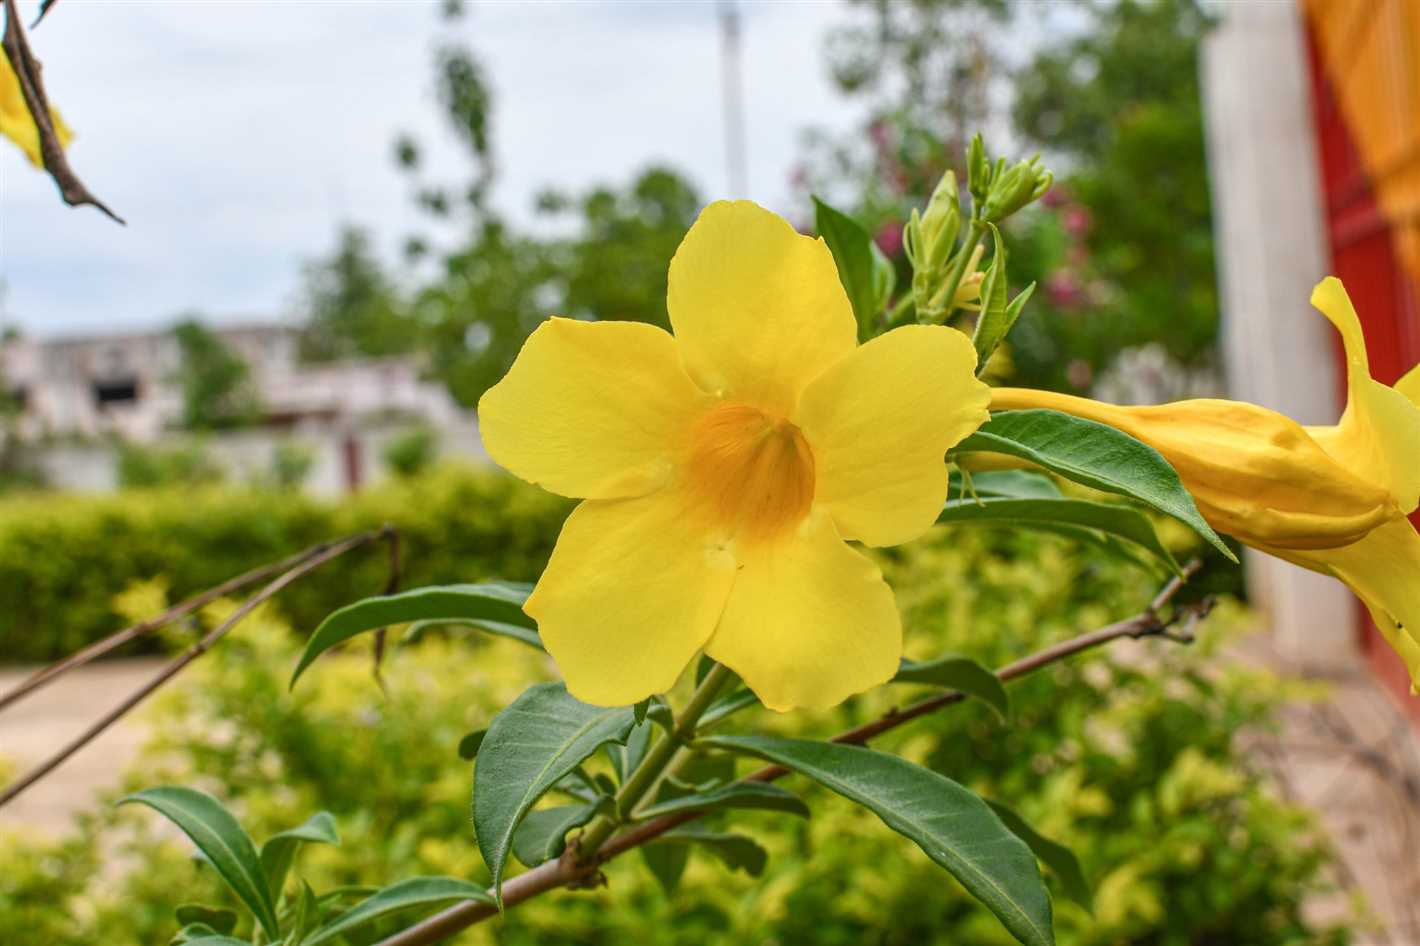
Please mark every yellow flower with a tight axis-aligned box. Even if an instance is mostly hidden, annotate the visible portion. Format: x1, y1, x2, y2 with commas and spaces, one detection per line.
479, 200, 991, 711
0, 52, 73, 168
992, 278, 1420, 688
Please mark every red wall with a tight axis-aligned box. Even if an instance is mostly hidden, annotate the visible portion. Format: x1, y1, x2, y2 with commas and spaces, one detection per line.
1305, 32, 1420, 713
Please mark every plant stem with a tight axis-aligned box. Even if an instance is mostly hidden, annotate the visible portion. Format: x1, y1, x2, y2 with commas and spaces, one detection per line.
576, 662, 736, 856
932, 217, 987, 324
884, 293, 916, 329
376, 564, 1207, 946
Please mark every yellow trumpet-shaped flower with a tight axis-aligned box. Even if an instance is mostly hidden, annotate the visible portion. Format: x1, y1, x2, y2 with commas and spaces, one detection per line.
993, 277, 1420, 688
479, 200, 991, 711
0, 52, 73, 168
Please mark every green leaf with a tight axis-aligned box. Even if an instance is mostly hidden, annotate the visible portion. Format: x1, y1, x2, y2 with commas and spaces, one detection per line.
259, 810, 339, 901
510, 801, 605, 868
401, 617, 542, 650
457, 729, 486, 761
173, 905, 237, 936
175, 937, 249, 946
641, 842, 690, 894
290, 880, 321, 943
292, 582, 537, 686
473, 682, 637, 905
987, 801, 1093, 913
937, 496, 1181, 575
704, 736, 1054, 946
652, 828, 767, 876
699, 689, 761, 728
637, 782, 808, 820
118, 787, 280, 941
304, 877, 493, 946
972, 224, 1011, 369
950, 469, 1061, 501
607, 719, 657, 784
815, 195, 884, 338
955, 409, 1234, 560
871, 240, 897, 314
894, 655, 1009, 720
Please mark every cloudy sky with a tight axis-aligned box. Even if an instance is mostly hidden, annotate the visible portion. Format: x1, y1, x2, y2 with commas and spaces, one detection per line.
1, 0, 859, 337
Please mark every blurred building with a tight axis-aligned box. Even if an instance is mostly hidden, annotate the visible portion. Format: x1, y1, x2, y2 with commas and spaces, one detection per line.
1203, 0, 1419, 711
0, 323, 484, 493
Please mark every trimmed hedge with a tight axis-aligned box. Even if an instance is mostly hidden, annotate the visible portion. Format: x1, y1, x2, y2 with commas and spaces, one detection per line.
0, 466, 570, 664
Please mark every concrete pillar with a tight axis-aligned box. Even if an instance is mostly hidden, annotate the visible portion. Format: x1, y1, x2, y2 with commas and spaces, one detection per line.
1201, 1, 1356, 670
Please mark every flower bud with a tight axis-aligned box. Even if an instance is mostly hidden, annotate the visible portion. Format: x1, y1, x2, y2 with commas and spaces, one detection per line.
919, 170, 961, 272
982, 156, 1052, 223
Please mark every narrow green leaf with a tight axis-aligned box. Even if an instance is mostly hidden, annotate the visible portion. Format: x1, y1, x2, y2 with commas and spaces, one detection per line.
118, 787, 280, 940
937, 496, 1181, 575
972, 224, 1011, 370
955, 409, 1234, 560
291, 880, 321, 942
699, 689, 761, 728
304, 877, 493, 946
815, 195, 882, 338
607, 719, 656, 784
950, 469, 1061, 501
705, 736, 1054, 946
652, 828, 767, 877
637, 782, 808, 820
870, 240, 897, 314
987, 801, 1093, 913
473, 683, 637, 905
173, 905, 237, 936
292, 582, 537, 686
457, 729, 486, 761
641, 842, 689, 894
259, 810, 339, 901
175, 937, 249, 946
894, 655, 1009, 720
402, 617, 542, 650
510, 801, 605, 868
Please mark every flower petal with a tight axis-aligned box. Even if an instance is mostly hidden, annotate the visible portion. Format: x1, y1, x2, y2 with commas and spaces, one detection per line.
1280, 517, 1420, 693
1306, 278, 1420, 513
796, 324, 990, 547
704, 511, 901, 712
525, 489, 737, 706
1398, 362, 1420, 407
667, 200, 857, 415
478, 318, 710, 500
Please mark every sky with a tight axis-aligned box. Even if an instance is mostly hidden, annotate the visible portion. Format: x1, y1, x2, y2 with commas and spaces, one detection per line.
0, 0, 859, 337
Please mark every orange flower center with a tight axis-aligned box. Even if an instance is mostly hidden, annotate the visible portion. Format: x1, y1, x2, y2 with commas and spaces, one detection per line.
685, 403, 816, 542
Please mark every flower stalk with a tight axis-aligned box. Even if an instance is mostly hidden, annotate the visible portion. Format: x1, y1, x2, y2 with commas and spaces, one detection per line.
576, 662, 737, 858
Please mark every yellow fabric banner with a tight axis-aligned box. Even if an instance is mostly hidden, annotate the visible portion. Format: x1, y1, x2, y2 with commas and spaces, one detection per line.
1306, 0, 1420, 280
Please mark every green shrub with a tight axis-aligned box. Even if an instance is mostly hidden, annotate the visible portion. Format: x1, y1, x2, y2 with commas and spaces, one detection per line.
114, 440, 225, 490
0, 528, 1354, 944
382, 425, 439, 478
0, 465, 568, 663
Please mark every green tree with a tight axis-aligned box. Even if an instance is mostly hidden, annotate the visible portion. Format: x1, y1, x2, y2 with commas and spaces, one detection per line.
170, 319, 261, 430
1009, 0, 1217, 390
298, 227, 413, 362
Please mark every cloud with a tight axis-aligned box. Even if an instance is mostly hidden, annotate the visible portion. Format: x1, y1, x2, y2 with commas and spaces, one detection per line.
0, 0, 858, 336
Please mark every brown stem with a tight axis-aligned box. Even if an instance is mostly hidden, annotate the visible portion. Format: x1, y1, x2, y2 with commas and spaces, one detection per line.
2, 0, 124, 222
0, 540, 360, 715
376, 561, 1208, 946
0, 529, 389, 810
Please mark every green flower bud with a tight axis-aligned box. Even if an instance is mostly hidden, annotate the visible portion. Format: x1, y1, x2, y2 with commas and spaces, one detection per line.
982, 155, 1053, 223
920, 170, 961, 272
966, 133, 990, 205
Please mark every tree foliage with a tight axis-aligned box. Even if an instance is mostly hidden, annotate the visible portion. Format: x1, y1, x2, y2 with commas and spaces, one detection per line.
170, 319, 261, 430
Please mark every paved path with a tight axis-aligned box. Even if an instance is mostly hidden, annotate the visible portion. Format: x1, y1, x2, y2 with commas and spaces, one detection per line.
0, 659, 166, 836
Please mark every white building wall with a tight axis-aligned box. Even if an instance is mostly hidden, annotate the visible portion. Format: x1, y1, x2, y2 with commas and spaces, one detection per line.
1201, 1, 1357, 670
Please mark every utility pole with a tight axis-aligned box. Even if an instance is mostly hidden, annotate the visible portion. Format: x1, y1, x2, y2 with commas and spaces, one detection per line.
718, 0, 748, 197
